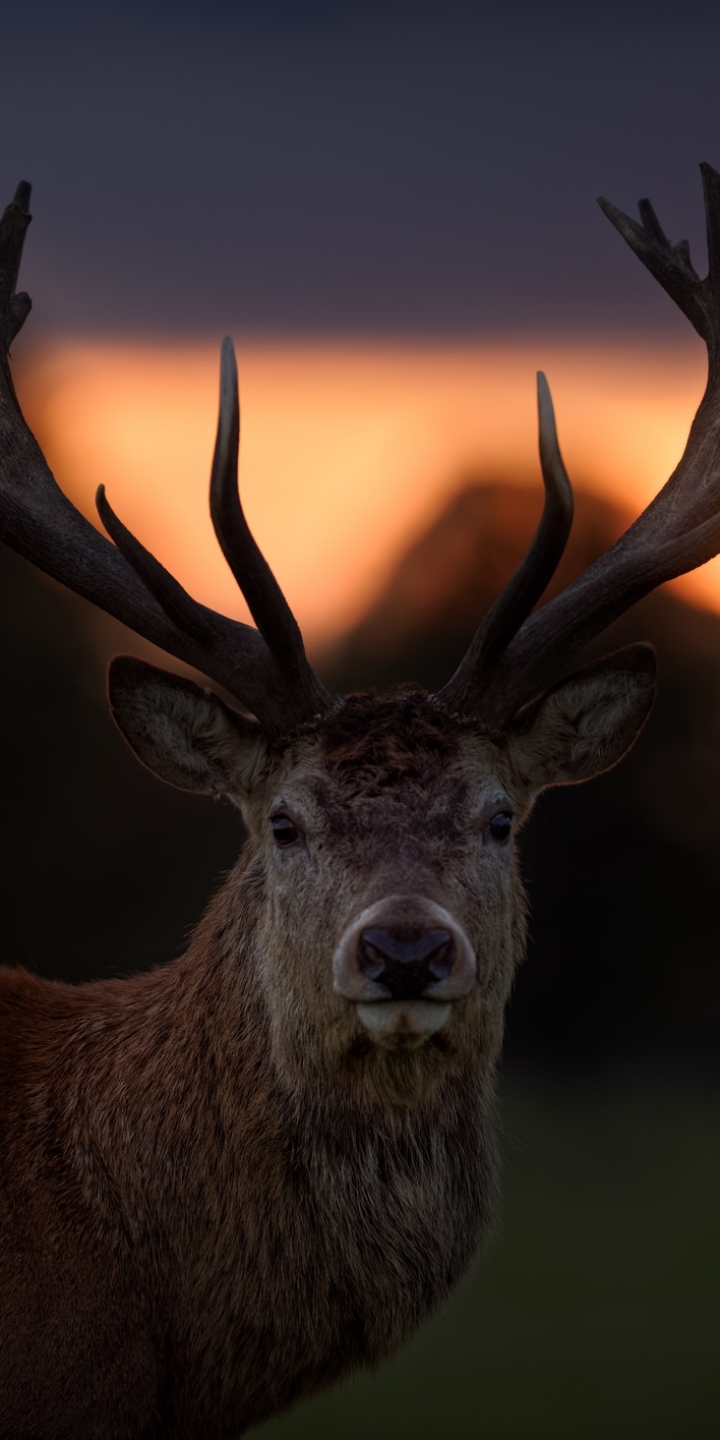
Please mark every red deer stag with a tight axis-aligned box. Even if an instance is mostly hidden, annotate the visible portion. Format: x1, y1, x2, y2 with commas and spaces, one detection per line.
2, 172, 720, 1438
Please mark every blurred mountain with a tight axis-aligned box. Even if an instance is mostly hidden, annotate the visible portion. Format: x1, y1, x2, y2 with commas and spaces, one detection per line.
321, 477, 720, 1074
323, 481, 624, 693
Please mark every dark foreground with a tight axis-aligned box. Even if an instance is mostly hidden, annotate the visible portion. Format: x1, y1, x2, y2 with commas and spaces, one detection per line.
254, 1076, 719, 1440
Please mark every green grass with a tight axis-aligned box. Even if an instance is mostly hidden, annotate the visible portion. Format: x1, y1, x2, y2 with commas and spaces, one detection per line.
252, 1076, 720, 1440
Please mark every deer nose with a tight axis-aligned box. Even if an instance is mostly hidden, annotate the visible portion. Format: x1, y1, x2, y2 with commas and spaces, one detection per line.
357, 926, 455, 1000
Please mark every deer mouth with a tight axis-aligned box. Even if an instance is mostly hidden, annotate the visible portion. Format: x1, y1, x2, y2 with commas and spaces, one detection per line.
333, 895, 476, 1044
354, 998, 453, 1049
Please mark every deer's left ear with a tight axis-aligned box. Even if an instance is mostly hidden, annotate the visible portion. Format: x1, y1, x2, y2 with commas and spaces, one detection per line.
508, 643, 656, 798
108, 657, 267, 796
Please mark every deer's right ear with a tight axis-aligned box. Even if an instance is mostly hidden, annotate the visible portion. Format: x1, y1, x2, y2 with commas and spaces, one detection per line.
506, 643, 656, 804
108, 657, 267, 796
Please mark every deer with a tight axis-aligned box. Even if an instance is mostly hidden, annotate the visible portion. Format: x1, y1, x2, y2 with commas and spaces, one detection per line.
1, 169, 720, 1439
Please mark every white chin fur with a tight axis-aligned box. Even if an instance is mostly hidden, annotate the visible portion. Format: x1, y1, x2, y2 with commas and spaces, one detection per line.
355, 1000, 452, 1048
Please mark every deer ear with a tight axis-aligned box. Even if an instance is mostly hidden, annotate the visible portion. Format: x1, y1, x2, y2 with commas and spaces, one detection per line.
108, 657, 267, 796
508, 643, 656, 797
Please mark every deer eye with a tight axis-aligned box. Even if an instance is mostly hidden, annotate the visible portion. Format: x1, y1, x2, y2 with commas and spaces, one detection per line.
488, 812, 512, 843
271, 814, 301, 848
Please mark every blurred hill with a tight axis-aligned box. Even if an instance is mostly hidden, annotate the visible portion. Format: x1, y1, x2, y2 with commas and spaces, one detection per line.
321, 477, 720, 1074
323, 481, 624, 691
1, 474, 720, 1073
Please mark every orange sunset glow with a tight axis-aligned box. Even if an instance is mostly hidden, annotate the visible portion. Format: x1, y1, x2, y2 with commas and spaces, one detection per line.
17, 335, 713, 650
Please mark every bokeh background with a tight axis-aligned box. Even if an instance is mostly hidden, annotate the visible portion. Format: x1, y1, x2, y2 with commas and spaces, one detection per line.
1, 3, 718, 1435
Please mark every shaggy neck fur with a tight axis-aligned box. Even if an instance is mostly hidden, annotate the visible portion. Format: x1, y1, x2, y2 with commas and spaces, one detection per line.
1, 860, 497, 1438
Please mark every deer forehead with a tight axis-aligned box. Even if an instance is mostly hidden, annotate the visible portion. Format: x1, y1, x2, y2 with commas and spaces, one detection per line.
252, 701, 514, 843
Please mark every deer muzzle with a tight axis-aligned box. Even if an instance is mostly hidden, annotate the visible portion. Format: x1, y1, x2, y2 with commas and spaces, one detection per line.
333, 896, 476, 1046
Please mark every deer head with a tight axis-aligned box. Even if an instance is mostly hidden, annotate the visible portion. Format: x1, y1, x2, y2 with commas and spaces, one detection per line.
105, 648, 652, 1108
1, 173, 719, 1108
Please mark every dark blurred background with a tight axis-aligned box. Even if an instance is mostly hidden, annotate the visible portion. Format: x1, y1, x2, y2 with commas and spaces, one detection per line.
0, 2, 718, 1435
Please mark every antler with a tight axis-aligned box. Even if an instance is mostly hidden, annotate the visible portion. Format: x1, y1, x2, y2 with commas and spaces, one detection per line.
0, 184, 332, 739
437, 162, 720, 725
5, 171, 720, 740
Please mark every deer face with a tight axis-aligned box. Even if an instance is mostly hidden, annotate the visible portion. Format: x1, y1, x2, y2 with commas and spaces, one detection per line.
109, 648, 653, 1107
244, 701, 520, 1101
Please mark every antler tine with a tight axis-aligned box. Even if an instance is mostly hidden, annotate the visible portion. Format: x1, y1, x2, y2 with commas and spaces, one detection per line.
0, 182, 32, 347
598, 163, 720, 372
598, 192, 705, 343
464, 164, 720, 728
437, 372, 573, 715
209, 337, 331, 712
0, 185, 332, 739
95, 485, 216, 644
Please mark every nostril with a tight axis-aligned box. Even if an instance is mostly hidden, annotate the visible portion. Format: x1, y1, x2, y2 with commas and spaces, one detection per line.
426, 936, 454, 983
357, 926, 456, 999
356, 938, 387, 983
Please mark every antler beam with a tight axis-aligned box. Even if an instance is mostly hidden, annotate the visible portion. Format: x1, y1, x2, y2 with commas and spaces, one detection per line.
0, 184, 332, 738
437, 163, 720, 725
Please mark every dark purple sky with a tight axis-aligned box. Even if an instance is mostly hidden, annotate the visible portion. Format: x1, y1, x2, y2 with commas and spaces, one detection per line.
3, 1, 720, 339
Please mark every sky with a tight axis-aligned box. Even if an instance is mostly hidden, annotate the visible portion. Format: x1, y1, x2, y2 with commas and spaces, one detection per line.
4, 1, 720, 645
3, 0, 720, 340
22, 335, 708, 644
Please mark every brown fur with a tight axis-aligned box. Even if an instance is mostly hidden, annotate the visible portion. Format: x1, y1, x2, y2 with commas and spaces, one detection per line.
0, 650, 655, 1437
320, 689, 465, 794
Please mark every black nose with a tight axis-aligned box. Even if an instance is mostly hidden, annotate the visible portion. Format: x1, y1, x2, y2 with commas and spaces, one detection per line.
357, 926, 455, 1000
